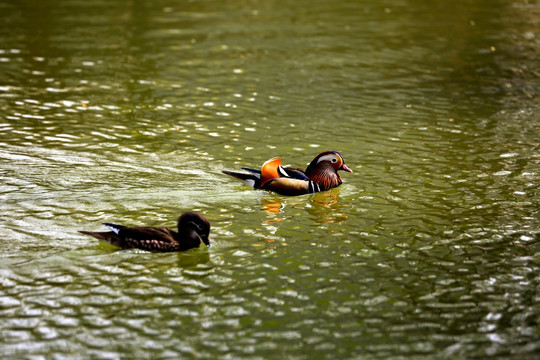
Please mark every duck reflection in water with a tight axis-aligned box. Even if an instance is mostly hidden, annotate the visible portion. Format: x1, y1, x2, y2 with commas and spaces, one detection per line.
261, 190, 349, 225
307, 191, 350, 225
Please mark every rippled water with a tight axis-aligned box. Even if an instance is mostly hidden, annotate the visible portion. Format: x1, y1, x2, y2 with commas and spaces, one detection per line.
1, 0, 539, 358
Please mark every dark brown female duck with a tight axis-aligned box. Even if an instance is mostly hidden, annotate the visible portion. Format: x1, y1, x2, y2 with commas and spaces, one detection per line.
222, 151, 352, 196
79, 212, 210, 252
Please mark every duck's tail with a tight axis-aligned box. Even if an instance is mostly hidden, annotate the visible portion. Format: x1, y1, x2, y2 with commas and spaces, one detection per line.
222, 170, 260, 188
78, 230, 123, 248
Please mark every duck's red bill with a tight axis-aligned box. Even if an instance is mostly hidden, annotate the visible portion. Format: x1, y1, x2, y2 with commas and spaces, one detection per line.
341, 164, 353, 173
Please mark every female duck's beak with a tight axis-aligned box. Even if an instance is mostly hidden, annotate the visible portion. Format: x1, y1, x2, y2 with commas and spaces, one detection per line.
340, 164, 353, 173
197, 234, 211, 247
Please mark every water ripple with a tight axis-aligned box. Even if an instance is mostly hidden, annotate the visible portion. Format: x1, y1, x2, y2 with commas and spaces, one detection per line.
1, 0, 539, 359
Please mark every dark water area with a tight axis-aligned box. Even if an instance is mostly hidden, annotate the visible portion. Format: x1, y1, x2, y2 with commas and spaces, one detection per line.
1, 0, 539, 359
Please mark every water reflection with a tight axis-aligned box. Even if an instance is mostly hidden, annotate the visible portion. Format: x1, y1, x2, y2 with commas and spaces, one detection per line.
260, 190, 351, 226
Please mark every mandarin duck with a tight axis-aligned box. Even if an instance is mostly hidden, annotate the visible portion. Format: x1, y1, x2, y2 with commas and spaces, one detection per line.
222, 151, 352, 196
79, 212, 210, 252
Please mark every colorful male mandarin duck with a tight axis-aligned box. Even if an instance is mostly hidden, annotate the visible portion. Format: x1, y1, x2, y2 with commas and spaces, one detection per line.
79, 212, 210, 252
222, 151, 352, 196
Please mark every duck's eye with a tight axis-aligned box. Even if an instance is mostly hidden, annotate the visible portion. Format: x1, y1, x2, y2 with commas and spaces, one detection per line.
331, 158, 338, 163
188, 221, 203, 232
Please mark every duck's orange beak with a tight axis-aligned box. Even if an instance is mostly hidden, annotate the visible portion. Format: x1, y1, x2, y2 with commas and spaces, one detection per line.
341, 164, 353, 173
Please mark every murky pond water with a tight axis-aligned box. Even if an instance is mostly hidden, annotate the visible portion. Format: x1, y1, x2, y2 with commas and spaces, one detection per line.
1, 0, 539, 358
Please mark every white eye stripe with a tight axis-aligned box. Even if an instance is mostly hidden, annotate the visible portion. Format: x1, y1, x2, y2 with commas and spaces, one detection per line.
317, 154, 340, 163
188, 221, 203, 232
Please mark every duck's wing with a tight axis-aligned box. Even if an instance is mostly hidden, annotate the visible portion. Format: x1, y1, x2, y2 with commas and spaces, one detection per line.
256, 157, 319, 195
222, 157, 309, 192
119, 226, 184, 252
80, 225, 179, 251
280, 167, 309, 181
116, 226, 177, 243
102, 223, 127, 234
239, 166, 308, 180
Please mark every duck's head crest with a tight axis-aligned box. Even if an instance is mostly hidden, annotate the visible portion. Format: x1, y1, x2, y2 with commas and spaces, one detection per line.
306, 151, 352, 174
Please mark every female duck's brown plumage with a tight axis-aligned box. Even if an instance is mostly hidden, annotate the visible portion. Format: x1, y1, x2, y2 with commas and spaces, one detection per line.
78, 212, 210, 252
222, 151, 352, 196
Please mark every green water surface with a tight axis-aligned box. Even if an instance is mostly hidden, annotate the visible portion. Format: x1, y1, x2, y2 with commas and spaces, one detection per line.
0, 0, 539, 359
